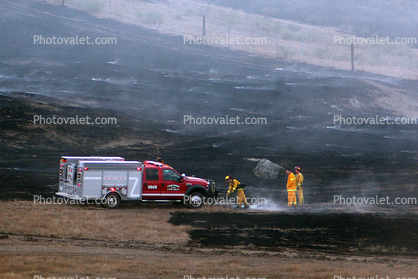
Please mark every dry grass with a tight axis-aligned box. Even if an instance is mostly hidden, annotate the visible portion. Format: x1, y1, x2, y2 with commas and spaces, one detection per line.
43, 0, 418, 80
1, 251, 418, 279
0, 201, 191, 244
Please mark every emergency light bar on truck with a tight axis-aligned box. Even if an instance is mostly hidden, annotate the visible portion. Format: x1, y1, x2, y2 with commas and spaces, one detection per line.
56, 156, 217, 208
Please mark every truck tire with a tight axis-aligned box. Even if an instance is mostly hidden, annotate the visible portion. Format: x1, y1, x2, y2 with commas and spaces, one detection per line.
186, 192, 204, 209
104, 193, 120, 209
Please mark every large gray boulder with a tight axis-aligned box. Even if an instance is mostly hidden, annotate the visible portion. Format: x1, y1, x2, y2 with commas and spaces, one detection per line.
253, 158, 284, 179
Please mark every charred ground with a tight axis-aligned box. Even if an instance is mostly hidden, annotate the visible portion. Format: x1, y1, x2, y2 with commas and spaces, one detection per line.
169, 210, 418, 256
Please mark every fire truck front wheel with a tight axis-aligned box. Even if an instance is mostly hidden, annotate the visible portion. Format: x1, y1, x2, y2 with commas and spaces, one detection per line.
186, 192, 204, 209
103, 193, 121, 209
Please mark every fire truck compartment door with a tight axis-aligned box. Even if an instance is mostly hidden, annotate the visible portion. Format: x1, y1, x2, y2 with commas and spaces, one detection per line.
83, 170, 102, 198
66, 164, 76, 184
127, 171, 142, 199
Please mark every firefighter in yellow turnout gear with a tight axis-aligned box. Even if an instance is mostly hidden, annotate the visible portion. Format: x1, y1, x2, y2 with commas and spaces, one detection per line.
225, 176, 249, 208
285, 169, 297, 206
295, 166, 304, 206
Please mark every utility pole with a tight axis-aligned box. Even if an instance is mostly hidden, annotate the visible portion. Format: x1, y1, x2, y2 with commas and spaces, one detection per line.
202, 15, 206, 37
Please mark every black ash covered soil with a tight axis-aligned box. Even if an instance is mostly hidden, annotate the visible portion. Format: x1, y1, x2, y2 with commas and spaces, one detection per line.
170, 210, 418, 256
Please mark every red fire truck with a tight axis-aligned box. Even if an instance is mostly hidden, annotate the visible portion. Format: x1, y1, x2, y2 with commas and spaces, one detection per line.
56, 156, 217, 209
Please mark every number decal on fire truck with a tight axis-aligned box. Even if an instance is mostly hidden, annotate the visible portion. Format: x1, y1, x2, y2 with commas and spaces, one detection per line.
148, 185, 158, 189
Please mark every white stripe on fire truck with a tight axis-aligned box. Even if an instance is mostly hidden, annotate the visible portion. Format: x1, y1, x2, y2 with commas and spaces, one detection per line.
142, 193, 185, 197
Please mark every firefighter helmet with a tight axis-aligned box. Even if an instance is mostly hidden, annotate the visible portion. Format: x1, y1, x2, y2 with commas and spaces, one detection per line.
295, 166, 301, 171
225, 175, 231, 181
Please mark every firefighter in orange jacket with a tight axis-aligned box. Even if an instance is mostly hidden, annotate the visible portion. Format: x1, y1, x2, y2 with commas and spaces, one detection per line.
295, 166, 304, 206
286, 169, 297, 206
225, 175, 249, 208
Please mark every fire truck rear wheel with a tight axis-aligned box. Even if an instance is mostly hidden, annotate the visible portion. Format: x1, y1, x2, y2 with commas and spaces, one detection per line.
187, 192, 204, 209
104, 193, 121, 209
